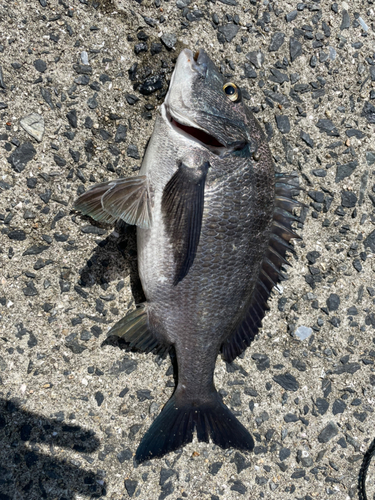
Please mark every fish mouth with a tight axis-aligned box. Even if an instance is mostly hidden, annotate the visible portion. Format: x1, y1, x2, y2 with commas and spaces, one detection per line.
165, 107, 245, 156
168, 109, 225, 150
164, 48, 247, 155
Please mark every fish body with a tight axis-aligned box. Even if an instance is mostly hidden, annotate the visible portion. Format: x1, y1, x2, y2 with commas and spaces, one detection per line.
74, 49, 301, 463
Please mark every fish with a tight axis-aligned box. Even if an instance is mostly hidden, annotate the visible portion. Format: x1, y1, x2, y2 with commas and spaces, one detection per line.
74, 48, 302, 463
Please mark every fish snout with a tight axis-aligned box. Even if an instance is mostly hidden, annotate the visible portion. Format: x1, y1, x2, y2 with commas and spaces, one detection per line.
192, 48, 209, 77
179, 48, 208, 78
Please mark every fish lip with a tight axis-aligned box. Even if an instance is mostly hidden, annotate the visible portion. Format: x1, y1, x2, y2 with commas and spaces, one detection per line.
191, 48, 209, 78
166, 49, 206, 96
179, 48, 208, 78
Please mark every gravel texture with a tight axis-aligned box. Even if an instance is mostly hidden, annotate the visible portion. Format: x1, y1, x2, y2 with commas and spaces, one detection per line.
1, 0, 375, 499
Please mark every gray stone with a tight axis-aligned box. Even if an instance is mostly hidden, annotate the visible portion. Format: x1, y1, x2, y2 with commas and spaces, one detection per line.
329, 46, 337, 60
7, 142, 36, 172
361, 101, 375, 124
8, 230, 26, 241
269, 68, 288, 84
273, 373, 299, 391
218, 24, 239, 43
284, 413, 298, 422
275, 115, 290, 134
318, 422, 339, 443
365, 152, 375, 166
74, 75, 90, 85
246, 50, 264, 69
176, 0, 191, 8
300, 130, 314, 148
341, 191, 357, 208
335, 160, 358, 182
319, 51, 329, 63
54, 154, 66, 167
332, 363, 360, 375
269, 32, 285, 52
34, 59, 47, 73
291, 469, 305, 479
316, 119, 339, 136
364, 230, 375, 253
73, 64, 92, 74
139, 75, 163, 96
285, 10, 298, 22
87, 96, 98, 109
243, 64, 257, 79
297, 450, 313, 467
332, 399, 346, 415
80, 51, 89, 65
117, 447, 132, 463
345, 129, 365, 139
231, 452, 251, 473
66, 109, 78, 128
20, 113, 45, 142
40, 87, 54, 109
279, 447, 290, 461
340, 10, 350, 30
161, 33, 177, 49
0, 65, 6, 89
310, 55, 317, 68
326, 294, 340, 311
252, 353, 270, 371
125, 479, 138, 497
81, 225, 107, 235
315, 398, 329, 415
312, 169, 326, 177
23, 245, 49, 256
127, 144, 140, 159
125, 93, 139, 105
263, 89, 291, 108
115, 124, 127, 143
23, 281, 38, 297
294, 326, 313, 341
230, 479, 247, 494
289, 38, 302, 62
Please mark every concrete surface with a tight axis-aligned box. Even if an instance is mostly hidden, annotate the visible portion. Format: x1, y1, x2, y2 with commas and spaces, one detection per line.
1, 0, 375, 499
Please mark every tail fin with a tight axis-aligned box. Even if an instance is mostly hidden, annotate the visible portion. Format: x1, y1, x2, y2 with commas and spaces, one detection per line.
135, 390, 254, 463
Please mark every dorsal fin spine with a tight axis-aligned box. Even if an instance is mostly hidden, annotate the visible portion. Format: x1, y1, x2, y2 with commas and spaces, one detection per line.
221, 172, 304, 364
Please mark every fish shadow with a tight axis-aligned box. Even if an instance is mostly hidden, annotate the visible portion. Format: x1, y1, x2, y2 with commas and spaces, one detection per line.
0, 397, 106, 500
77, 220, 146, 304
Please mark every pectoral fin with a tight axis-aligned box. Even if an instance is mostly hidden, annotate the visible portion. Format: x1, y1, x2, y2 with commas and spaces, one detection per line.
162, 162, 209, 285
74, 176, 152, 229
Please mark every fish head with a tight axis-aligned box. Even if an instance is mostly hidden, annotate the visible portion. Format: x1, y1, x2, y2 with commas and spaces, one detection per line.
164, 48, 255, 155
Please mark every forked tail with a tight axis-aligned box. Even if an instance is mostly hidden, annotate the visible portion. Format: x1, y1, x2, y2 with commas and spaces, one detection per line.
135, 389, 254, 463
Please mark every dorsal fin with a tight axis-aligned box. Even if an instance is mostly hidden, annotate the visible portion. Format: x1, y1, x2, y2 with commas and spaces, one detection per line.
221, 173, 304, 364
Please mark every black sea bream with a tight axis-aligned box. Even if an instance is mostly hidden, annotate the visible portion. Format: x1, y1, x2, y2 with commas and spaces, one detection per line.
74, 48, 302, 463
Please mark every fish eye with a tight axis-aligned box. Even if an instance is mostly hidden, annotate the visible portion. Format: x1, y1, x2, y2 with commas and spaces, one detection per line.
223, 82, 241, 102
